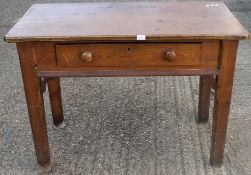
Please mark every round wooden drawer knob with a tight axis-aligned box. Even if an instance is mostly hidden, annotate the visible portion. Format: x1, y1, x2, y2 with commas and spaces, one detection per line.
164, 49, 176, 62
80, 51, 93, 63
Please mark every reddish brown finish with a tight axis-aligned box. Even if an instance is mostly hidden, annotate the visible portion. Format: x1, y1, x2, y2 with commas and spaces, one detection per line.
16, 42, 51, 166
164, 49, 176, 62
47, 78, 64, 126
80, 51, 93, 63
37, 67, 219, 77
56, 43, 203, 67
198, 76, 213, 123
210, 40, 238, 166
201, 41, 221, 66
4, 2, 249, 42
4, 2, 249, 168
197, 40, 220, 121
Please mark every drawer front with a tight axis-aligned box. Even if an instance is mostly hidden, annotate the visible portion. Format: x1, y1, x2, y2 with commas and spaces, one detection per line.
56, 43, 202, 67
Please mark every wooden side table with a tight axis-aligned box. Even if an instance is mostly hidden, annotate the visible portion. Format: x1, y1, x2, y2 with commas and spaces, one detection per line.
4, 2, 249, 168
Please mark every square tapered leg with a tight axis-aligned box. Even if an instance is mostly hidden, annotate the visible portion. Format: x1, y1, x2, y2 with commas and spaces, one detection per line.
17, 43, 51, 166
198, 76, 213, 123
210, 40, 238, 166
47, 78, 64, 126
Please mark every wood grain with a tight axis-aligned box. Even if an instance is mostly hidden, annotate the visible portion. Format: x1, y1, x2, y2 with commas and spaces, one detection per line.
56, 43, 203, 67
5, 2, 249, 42
201, 41, 220, 66
47, 78, 64, 126
6, 1, 246, 168
198, 76, 213, 123
16, 42, 51, 166
36, 67, 219, 77
210, 40, 238, 166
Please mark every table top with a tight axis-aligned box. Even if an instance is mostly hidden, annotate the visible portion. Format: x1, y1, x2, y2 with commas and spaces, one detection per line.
5, 2, 250, 42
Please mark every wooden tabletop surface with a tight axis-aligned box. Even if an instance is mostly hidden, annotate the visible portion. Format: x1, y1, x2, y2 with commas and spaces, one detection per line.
5, 2, 250, 42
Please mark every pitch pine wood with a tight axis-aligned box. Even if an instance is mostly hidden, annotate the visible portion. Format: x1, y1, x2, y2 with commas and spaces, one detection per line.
47, 78, 64, 126
22, 41, 220, 77
198, 76, 213, 123
56, 43, 203, 67
4, 2, 249, 42
16, 43, 51, 166
210, 40, 239, 166
5, 2, 249, 168
37, 67, 219, 77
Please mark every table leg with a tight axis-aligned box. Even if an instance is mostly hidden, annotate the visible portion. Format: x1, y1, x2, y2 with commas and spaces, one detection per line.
17, 43, 51, 166
47, 78, 64, 126
198, 76, 213, 123
210, 40, 238, 166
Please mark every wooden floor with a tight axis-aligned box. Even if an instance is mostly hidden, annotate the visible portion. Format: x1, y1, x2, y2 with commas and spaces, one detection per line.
0, 0, 250, 174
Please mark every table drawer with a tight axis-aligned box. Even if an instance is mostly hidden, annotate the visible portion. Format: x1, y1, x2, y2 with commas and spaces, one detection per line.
56, 43, 203, 67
